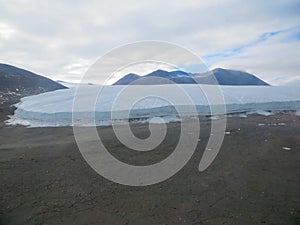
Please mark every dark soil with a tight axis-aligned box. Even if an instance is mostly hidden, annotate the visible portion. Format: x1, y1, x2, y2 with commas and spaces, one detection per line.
0, 111, 299, 225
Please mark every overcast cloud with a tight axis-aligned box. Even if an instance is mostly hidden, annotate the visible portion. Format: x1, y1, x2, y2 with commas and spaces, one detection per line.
0, 0, 299, 85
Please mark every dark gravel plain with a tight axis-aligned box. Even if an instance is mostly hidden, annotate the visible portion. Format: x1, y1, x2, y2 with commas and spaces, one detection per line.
0, 98, 299, 225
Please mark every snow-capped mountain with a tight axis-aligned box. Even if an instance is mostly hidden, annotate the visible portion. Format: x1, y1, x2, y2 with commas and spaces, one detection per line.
113, 68, 270, 86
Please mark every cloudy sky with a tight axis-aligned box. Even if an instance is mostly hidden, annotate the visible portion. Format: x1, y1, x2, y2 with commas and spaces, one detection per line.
0, 0, 299, 85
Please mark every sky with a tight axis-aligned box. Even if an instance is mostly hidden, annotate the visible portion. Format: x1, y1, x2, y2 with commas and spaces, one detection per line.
0, 0, 299, 85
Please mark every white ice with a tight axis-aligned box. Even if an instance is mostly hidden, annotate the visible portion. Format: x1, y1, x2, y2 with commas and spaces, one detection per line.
6, 84, 300, 127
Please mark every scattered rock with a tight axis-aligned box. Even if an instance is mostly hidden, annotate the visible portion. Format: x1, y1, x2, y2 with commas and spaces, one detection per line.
282, 147, 292, 151
278, 123, 286, 126
238, 114, 248, 118
256, 110, 273, 116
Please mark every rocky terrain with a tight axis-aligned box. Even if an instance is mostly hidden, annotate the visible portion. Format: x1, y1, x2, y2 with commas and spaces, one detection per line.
0, 113, 299, 225
0, 63, 66, 121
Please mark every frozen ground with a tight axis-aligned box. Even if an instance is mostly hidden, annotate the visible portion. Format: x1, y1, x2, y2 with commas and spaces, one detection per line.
6, 84, 300, 127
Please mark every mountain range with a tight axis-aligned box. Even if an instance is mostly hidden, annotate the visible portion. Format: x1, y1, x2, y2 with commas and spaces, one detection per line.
113, 68, 270, 86
0, 63, 270, 120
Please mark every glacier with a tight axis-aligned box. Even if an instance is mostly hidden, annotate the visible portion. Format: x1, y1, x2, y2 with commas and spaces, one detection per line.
6, 84, 300, 127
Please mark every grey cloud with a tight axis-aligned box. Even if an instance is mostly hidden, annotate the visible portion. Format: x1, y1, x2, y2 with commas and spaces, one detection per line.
0, 0, 299, 84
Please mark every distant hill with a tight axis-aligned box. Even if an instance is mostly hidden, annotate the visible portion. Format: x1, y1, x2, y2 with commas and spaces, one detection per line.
113, 68, 270, 86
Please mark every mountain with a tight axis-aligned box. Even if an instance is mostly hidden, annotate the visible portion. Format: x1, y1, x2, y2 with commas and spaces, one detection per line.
0, 63, 66, 120
112, 68, 270, 86
113, 73, 140, 85
113, 70, 196, 85
0, 63, 66, 95
196, 68, 270, 86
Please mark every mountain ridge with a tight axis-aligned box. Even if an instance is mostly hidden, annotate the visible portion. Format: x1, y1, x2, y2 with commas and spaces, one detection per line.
0, 63, 67, 119
0, 63, 66, 94
113, 68, 270, 86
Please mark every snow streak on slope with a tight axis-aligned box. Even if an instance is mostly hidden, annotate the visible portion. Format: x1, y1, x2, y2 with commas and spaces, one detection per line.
6, 85, 300, 127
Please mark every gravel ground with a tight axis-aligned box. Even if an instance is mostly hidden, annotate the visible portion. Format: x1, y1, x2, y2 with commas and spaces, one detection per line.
0, 102, 299, 224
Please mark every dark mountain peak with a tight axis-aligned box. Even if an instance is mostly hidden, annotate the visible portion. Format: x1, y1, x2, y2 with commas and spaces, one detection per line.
212, 68, 249, 75
125, 73, 140, 77
146, 69, 189, 76
209, 68, 269, 86
212, 67, 254, 76
113, 73, 140, 85
212, 68, 226, 72
153, 69, 165, 73
113, 69, 195, 85
146, 70, 190, 79
169, 70, 190, 76
120, 73, 140, 80
147, 69, 171, 77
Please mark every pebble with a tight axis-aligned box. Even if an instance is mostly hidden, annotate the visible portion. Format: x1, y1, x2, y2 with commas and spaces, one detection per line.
282, 147, 292, 151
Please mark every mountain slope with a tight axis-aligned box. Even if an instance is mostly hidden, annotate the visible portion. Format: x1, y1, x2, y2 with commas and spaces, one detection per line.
113, 68, 270, 86
0, 63, 67, 121
195, 68, 270, 86
0, 63, 66, 94
113, 73, 140, 85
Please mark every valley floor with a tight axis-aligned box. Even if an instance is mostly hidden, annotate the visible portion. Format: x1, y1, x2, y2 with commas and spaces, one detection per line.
0, 113, 299, 225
